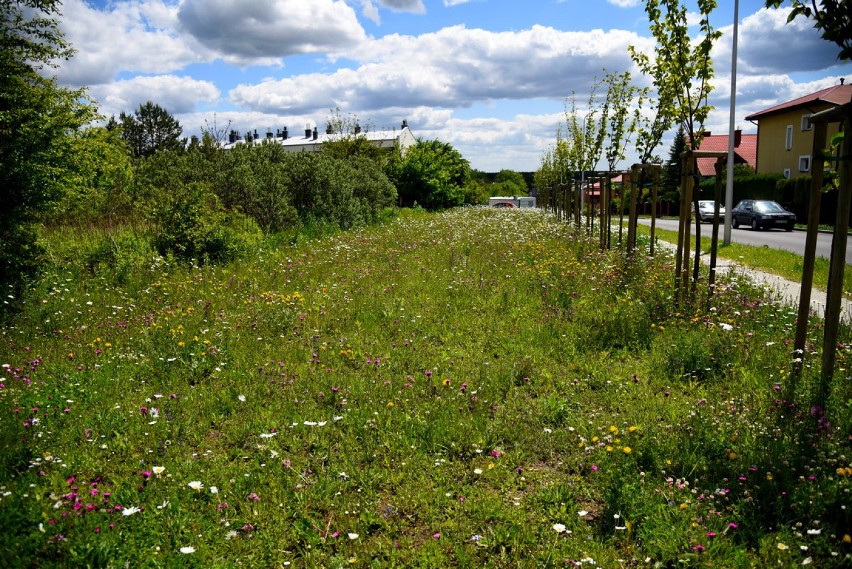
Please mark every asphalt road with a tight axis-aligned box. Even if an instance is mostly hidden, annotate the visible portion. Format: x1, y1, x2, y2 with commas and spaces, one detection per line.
638, 217, 852, 265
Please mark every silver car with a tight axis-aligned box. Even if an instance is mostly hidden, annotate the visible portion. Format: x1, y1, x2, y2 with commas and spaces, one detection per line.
697, 200, 725, 223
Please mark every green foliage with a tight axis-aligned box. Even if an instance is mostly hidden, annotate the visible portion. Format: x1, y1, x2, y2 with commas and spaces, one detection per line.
389, 139, 470, 209
148, 182, 262, 264
492, 169, 529, 196
216, 142, 299, 233
54, 126, 134, 224
118, 101, 184, 159
630, 0, 721, 159
602, 70, 642, 172
661, 125, 686, 202
0, 0, 97, 313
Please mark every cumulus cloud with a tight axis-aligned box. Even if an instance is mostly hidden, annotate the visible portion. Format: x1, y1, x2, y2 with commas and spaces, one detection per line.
177, 0, 366, 64
230, 25, 648, 115
90, 75, 220, 117
377, 0, 426, 12
57, 0, 206, 86
607, 0, 641, 7
713, 7, 843, 76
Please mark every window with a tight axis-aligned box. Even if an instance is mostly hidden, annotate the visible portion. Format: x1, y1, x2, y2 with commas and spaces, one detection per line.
783, 168, 791, 179
801, 114, 813, 131
798, 155, 811, 172
785, 125, 793, 150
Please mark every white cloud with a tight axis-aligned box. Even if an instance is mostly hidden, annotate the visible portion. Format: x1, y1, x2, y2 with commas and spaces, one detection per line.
177, 0, 366, 64
607, 0, 641, 7
231, 25, 648, 115
715, 7, 845, 75
377, 0, 426, 13
90, 75, 220, 118
57, 0, 206, 86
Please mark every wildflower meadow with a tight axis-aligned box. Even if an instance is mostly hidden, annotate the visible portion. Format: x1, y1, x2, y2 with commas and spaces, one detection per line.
1, 208, 850, 567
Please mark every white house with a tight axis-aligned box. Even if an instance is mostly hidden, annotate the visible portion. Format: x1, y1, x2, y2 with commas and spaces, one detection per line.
222, 120, 417, 155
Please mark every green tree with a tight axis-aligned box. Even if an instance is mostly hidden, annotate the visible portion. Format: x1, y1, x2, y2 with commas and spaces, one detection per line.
631, 0, 721, 282
119, 101, 184, 158
765, 1, 851, 61
0, 0, 96, 311
492, 169, 528, 196
557, 81, 609, 180
54, 126, 134, 223
389, 139, 470, 210
661, 125, 687, 203
602, 71, 642, 173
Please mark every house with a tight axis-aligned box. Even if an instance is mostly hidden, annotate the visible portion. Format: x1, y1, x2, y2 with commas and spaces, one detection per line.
221, 120, 417, 155
745, 82, 852, 178
693, 130, 757, 178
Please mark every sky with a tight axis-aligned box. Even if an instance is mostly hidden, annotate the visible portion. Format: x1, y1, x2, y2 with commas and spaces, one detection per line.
50, 0, 852, 172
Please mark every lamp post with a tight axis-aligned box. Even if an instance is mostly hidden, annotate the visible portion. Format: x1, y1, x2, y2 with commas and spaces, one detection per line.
724, 0, 739, 245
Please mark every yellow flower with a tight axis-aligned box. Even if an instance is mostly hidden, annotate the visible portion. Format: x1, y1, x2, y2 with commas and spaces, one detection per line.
622, 447, 632, 455
843, 534, 851, 544
728, 452, 737, 460
178, 341, 185, 347
609, 426, 619, 434
591, 436, 599, 443
606, 446, 613, 452
387, 401, 395, 408
628, 426, 638, 432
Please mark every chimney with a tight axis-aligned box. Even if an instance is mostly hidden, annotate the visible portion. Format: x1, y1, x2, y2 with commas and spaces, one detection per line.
228, 130, 236, 144
326, 123, 333, 135
282, 126, 288, 140
401, 119, 408, 129
354, 124, 361, 134
734, 129, 742, 147
253, 129, 259, 140
266, 130, 273, 140
312, 126, 318, 140
305, 123, 312, 139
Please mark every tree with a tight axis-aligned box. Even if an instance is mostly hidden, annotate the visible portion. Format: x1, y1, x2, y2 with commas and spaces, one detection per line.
492, 169, 528, 196
602, 71, 642, 174
765, 1, 852, 61
389, 139, 470, 210
119, 101, 184, 158
0, 0, 96, 312
557, 82, 609, 180
661, 125, 687, 203
630, 0, 721, 286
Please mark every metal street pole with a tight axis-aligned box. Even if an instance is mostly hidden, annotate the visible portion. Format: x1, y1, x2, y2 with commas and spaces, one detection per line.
724, 0, 739, 245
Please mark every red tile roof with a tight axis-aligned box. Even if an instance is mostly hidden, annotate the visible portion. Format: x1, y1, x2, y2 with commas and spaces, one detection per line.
745, 84, 852, 121
691, 132, 757, 177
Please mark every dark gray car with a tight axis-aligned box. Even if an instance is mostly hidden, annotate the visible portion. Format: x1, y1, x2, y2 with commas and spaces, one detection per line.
731, 200, 796, 232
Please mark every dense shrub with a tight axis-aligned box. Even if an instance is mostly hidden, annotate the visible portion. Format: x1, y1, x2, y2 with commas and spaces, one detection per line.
148, 182, 262, 264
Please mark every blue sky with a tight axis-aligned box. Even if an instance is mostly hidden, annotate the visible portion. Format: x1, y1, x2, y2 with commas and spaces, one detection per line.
53, 0, 852, 171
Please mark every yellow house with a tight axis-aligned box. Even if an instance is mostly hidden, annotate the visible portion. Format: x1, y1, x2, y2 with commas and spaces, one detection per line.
745, 82, 851, 179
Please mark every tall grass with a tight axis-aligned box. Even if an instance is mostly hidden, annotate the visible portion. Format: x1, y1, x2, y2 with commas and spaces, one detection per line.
1, 209, 850, 567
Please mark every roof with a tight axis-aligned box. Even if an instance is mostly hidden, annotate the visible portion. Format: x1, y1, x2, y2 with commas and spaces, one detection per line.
745, 84, 852, 121
692, 132, 757, 177
222, 125, 416, 152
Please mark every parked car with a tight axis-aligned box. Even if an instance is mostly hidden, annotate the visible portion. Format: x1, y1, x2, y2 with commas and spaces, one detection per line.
490, 201, 517, 209
731, 199, 796, 231
697, 200, 725, 223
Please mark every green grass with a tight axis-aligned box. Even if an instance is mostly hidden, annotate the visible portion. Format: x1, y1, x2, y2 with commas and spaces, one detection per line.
1, 208, 850, 567
638, 221, 852, 297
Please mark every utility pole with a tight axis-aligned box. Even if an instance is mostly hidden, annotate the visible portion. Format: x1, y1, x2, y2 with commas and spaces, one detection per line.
724, 0, 739, 245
